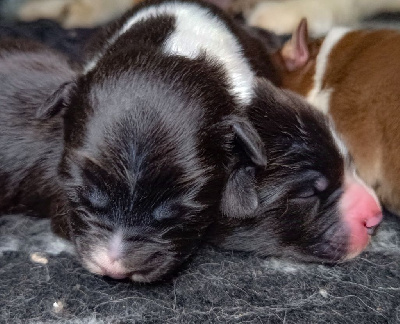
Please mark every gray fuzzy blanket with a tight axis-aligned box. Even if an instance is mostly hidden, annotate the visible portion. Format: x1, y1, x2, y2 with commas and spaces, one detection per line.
1, 212, 400, 324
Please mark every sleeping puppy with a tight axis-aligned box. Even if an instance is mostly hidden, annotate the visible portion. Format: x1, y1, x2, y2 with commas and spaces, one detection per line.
43, 0, 272, 282
0, 39, 75, 219
0, 34, 261, 284
209, 79, 383, 262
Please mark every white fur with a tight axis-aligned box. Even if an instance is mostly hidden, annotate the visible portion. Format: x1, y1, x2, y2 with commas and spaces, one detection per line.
305, 27, 350, 158
327, 117, 348, 158
108, 230, 125, 260
307, 27, 350, 113
85, 2, 255, 104
309, 89, 332, 115
353, 170, 381, 208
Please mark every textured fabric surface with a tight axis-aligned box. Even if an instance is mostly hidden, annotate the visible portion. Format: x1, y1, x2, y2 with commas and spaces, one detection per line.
1, 212, 400, 324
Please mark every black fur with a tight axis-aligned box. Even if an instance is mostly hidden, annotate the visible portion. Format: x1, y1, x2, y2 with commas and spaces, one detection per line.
43, 0, 270, 282
0, 39, 76, 219
208, 80, 348, 263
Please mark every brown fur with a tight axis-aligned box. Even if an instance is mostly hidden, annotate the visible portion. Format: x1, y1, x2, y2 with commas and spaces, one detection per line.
271, 38, 321, 97
275, 26, 400, 215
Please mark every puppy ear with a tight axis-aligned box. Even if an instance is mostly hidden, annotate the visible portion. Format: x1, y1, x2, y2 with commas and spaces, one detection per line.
281, 18, 310, 71
36, 81, 75, 119
232, 118, 267, 167
220, 118, 266, 218
221, 166, 259, 218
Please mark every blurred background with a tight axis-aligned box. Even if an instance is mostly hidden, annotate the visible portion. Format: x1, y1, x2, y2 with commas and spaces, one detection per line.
1, 0, 400, 32
1, 0, 400, 64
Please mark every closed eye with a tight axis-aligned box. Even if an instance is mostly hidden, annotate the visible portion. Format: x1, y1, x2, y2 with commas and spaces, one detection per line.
297, 187, 316, 199
295, 175, 329, 199
152, 200, 204, 222
78, 186, 110, 212
153, 203, 184, 221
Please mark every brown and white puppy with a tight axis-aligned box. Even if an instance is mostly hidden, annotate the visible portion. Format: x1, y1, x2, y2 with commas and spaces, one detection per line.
272, 19, 400, 216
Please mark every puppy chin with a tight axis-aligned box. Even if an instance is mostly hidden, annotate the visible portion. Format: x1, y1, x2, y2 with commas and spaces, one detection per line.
82, 260, 105, 276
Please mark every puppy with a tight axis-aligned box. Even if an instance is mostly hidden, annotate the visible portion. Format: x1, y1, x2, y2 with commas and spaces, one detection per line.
208, 79, 382, 262
0, 39, 76, 219
43, 0, 273, 282
272, 19, 400, 218
0, 35, 255, 283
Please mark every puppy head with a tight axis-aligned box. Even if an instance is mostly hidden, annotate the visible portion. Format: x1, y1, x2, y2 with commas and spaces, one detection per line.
40, 52, 266, 282
215, 79, 382, 263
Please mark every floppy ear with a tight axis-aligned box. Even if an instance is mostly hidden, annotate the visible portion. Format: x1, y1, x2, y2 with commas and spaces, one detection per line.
220, 118, 267, 218
36, 81, 75, 119
281, 18, 310, 71
231, 118, 267, 167
221, 165, 259, 218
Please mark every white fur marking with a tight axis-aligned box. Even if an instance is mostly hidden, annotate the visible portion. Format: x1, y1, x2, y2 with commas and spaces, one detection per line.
310, 88, 332, 115
161, 4, 254, 104
108, 230, 125, 261
352, 169, 381, 208
84, 2, 255, 104
327, 117, 349, 158
307, 27, 350, 111
306, 27, 350, 158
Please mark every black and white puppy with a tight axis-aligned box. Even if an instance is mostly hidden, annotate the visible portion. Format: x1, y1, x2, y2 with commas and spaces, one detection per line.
0, 39, 75, 219
209, 80, 382, 263
42, 0, 272, 282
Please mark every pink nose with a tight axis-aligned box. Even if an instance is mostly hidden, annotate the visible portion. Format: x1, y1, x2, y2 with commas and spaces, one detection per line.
91, 250, 130, 279
98, 262, 130, 279
340, 175, 383, 258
